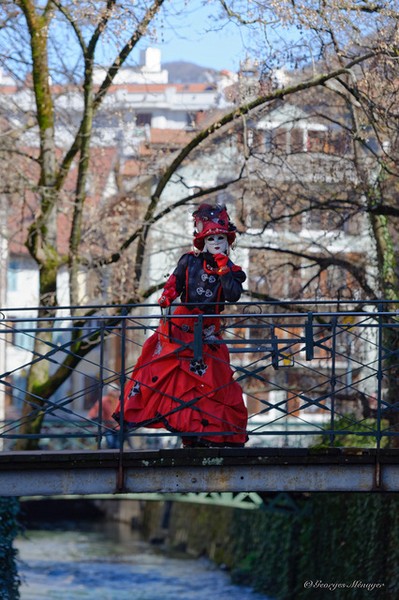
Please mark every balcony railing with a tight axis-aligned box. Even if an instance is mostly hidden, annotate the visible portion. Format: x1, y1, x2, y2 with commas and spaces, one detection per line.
0, 300, 397, 451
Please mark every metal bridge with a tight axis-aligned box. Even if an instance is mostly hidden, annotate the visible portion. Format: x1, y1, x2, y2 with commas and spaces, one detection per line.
1, 300, 399, 497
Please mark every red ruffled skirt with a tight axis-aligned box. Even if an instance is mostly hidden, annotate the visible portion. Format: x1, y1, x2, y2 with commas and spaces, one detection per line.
114, 306, 248, 446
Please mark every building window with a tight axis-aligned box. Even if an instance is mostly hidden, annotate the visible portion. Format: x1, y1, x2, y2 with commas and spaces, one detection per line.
10, 373, 27, 409
303, 209, 324, 230
7, 260, 18, 292
10, 318, 36, 352
136, 113, 152, 126
186, 112, 195, 127
307, 130, 328, 153
290, 128, 305, 152
264, 128, 288, 153
264, 127, 307, 154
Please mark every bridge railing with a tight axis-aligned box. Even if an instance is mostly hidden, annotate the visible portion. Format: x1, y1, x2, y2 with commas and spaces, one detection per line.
0, 300, 397, 450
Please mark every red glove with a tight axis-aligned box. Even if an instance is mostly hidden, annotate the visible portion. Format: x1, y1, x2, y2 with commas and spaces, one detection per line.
158, 294, 171, 308
214, 253, 229, 274
214, 253, 229, 268
158, 277, 178, 308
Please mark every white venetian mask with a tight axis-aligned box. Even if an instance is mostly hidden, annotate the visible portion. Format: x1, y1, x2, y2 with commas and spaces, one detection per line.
204, 234, 228, 255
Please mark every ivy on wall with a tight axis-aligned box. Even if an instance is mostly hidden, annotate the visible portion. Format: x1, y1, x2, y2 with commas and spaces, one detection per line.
230, 493, 399, 599
140, 490, 399, 599
0, 497, 22, 600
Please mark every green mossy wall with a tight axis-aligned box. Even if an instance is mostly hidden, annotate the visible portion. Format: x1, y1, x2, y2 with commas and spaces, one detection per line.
142, 493, 399, 599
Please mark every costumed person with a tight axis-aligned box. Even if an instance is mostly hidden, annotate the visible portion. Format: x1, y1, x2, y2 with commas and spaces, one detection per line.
114, 203, 248, 447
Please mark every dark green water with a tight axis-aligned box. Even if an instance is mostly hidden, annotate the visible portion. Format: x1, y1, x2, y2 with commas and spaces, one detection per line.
16, 520, 269, 599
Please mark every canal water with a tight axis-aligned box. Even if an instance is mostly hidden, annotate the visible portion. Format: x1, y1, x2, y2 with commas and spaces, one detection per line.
15, 519, 269, 599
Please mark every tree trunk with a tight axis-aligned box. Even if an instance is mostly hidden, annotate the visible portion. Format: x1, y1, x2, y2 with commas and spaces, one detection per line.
369, 211, 399, 447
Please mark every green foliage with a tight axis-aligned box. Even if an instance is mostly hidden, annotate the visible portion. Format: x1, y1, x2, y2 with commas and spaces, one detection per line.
144, 493, 399, 599
0, 497, 22, 600
229, 493, 399, 599
230, 506, 303, 598
312, 414, 389, 449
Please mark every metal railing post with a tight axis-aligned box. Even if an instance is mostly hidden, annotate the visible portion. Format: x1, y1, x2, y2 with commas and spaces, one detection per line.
193, 314, 203, 361
376, 303, 384, 451
372, 303, 385, 488
97, 320, 106, 450
271, 326, 279, 370
305, 312, 314, 361
117, 308, 128, 491
329, 316, 337, 446
118, 309, 128, 452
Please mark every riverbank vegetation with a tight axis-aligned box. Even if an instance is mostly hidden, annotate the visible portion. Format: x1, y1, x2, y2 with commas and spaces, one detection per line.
140, 493, 398, 599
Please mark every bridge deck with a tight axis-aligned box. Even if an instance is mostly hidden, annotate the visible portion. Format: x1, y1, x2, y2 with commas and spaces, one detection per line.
2, 447, 399, 496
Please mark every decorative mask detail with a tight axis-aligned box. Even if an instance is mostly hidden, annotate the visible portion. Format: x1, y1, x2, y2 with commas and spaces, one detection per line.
204, 234, 228, 255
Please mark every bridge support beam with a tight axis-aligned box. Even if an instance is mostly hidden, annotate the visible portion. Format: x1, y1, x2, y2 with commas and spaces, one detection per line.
1, 448, 399, 496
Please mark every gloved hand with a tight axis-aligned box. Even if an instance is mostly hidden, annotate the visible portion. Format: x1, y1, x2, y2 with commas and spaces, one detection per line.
214, 253, 230, 275
214, 253, 229, 269
158, 284, 177, 308
158, 294, 171, 308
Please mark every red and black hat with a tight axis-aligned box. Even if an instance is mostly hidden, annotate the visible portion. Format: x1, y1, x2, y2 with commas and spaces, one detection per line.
192, 203, 237, 250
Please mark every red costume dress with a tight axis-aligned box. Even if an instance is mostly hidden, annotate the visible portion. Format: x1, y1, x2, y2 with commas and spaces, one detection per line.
114, 203, 248, 447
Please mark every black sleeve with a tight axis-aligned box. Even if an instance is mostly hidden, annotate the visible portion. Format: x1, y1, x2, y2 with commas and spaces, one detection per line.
161, 253, 190, 301
219, 264, 246, 302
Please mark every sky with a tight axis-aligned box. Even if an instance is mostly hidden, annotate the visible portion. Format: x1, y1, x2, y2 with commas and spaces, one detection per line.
0, 1, 291, 82
139, 1, 257, 72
